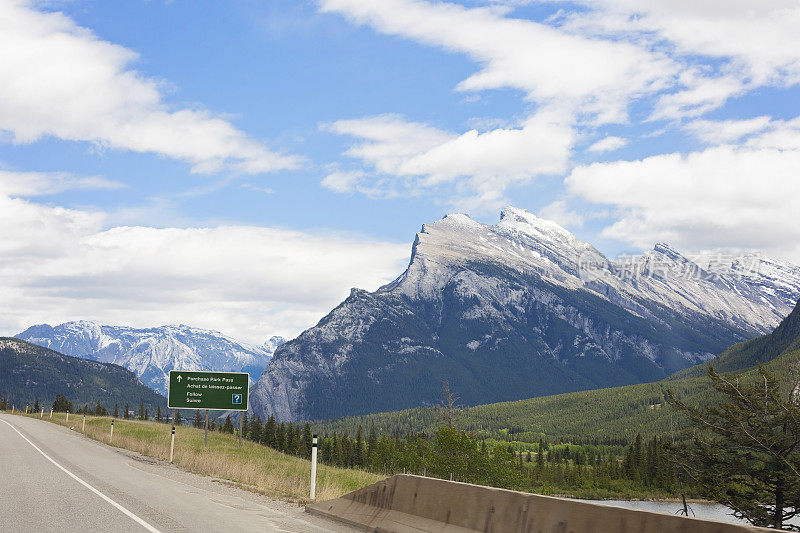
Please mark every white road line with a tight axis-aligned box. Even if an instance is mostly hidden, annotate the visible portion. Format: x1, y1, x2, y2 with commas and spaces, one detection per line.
0, 418, 162, 533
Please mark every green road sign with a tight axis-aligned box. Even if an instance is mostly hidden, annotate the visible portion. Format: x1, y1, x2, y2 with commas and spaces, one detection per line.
168, 371, 249, 410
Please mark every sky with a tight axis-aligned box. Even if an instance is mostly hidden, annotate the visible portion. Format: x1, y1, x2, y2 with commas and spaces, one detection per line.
1, 0, 799, 344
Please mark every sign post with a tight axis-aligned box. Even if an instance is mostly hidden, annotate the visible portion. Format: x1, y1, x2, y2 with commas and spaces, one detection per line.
310, 435, 318, 500
168, 371, 249, 453
169, 425, 175, 463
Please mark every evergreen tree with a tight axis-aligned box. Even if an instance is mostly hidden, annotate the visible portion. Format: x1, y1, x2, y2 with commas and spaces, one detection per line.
138, 400, 145, 420
223, 415, 234, 434
332, 433, 341, 466
285, 424, 293, 452
368, 424, 378, 462
250, 415, 263, 443
124, 403, 130, 419
355, 426, 364, 467
114, 403, 119, 418
144, 408, 149, 421
242, 412, 249, 440
301, 422, 312, 458
33, 399, 40, 412
156, 405, 162, 422
193, 410, 203, 428
669, 366, 800, 530
264, 415, 277, 448
52, 394, 73, 413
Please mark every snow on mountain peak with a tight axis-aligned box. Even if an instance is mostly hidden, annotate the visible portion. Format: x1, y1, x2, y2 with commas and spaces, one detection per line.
16, 321, 281, 396
498, 206, 576, 240
380, 207, 800, 334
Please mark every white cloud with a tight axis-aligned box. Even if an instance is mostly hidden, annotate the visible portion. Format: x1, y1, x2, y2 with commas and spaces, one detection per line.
319, 0, 677, 123
0, 184, 410, 343
0, 169, 123, 196
565, 144, 800, 262
537, 200, 585, 228
558, 1, 800, 118
586, 136, 627, 154
316, 0, 684, 210
321, 170, 367, 194
685, 115, 800, 151
650, 73, 746, 121
318, 0, 800, 216
685, 116, 772, 145
575, 0, 800, 82
0, 0, 298, 174
325, 111, 574, 209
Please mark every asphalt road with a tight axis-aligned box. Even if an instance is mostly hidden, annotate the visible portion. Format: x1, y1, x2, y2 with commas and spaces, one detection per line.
0, 413, 356, 533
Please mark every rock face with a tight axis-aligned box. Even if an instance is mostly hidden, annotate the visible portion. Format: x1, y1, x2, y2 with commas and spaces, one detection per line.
252, 207, 800, 421
16, 322, 284, 396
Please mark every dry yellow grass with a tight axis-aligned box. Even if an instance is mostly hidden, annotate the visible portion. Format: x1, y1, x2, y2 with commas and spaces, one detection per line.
9, 411, 381, 503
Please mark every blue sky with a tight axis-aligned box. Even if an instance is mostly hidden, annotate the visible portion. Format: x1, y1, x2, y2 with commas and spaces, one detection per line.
1, 0, 799, 342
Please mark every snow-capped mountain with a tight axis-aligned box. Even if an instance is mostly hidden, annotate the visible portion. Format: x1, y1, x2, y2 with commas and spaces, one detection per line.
250, 207, 800, 421
16, 321, 285, 396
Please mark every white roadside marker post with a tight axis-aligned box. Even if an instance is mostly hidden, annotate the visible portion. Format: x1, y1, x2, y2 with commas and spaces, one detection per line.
110, 419, 114, 441
40, 408, 44, 418
169, 424, 175, 463
310, 435, 318, 500
11, 406, 14, 414
49, 408, 53, 419
25, 406, 28, 414
66, 410, 69, 422
82, 414, 86, 432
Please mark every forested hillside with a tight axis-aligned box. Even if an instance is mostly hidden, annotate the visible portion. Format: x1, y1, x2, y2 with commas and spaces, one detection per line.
0, 337, 166, 413
314, 299, 800, 444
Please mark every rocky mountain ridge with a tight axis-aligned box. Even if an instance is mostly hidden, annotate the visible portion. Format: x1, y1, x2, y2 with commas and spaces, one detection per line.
250, 207, 800, 421
16, 321, 284, 396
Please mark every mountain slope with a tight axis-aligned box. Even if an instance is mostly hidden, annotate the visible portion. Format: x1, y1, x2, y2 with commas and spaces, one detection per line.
673, 296, 800, 378
0, 337, 166, 412
314, 298, 800, 444
251, 207, 800, 421
16, 322, 284, 396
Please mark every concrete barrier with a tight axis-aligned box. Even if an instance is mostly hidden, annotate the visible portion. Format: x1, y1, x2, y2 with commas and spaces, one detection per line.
306, 474, 772, 533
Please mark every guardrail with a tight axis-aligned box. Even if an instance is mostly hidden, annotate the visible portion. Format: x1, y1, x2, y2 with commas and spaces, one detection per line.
306, 474, 771, 532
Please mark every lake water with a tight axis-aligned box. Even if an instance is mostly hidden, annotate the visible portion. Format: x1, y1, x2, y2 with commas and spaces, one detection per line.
577, 500, 747, 525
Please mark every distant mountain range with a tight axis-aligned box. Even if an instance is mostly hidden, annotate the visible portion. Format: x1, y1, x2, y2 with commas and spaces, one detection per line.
16, 321, 284, 396
251, 207, 800, 421
0, 337, 166, 412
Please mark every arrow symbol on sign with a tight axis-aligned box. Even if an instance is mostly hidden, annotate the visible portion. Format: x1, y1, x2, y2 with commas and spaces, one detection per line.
177, 375, 182, 382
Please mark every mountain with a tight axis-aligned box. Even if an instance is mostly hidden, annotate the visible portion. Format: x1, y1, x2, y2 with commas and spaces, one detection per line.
313, 297, 800, 444
16, 321, 284, 396
251, 207, 800, 421
0, 337, 166, 412
673, 295, 800, 378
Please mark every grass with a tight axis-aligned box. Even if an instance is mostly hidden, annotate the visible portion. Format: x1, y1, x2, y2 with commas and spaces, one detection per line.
4, 410, 381, 503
